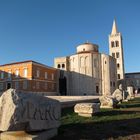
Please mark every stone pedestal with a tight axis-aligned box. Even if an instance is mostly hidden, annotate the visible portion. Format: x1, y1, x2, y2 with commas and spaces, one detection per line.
0, 129, 57, 140
99, 96, 118, 108
74, 103, 100, 117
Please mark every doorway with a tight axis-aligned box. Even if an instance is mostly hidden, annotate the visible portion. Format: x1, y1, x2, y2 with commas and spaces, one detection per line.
7, 82, 12, 89
59, 76, 67, 95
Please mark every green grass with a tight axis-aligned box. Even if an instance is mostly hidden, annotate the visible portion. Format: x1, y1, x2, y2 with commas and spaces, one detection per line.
52, 98, 140, 140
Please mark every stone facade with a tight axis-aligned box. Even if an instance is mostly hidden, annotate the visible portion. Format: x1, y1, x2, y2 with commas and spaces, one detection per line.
54, 42, 117, 96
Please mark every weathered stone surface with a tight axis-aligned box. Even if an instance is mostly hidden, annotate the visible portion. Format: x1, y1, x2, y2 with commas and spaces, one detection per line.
74, 103, 100, 117
99, 96, 118, 108
0, 129, 57, 140
0, 89, 61, 132
127, 86, 134, 99
112, 89, 123, 102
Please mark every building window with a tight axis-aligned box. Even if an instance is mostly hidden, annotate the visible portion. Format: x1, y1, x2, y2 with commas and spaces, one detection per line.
45, 72, 48, 79
8, 71, 11, 78
0, 83, 4, 90
105, 61, 107, 64
45, 82, 48, 90
0, 72, 4, 79
15, 69, 19, 77
111, 41, 115, 47
116, 52, 119, 58
15, 82, 19, 89
117, 63, 120, 69
23, 81, 28, 89
52, 73, 54, 80
36, 70, 40, 78
23, 68, 28, 78
115, 41, 119, 47
118, 74, 120, 79
62, 64, 65, 68
57, 64, 61, 68
83, 48, 85, 51
51, 83, 54, 90
112, 53, 115, 58
36, 81, 40, 89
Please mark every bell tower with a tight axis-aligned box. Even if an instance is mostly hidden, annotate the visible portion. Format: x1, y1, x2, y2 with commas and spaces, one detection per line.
109, 19, 125, 80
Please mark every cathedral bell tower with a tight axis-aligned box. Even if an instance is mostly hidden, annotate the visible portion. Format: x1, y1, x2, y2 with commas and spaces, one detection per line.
109, 19, 125, 80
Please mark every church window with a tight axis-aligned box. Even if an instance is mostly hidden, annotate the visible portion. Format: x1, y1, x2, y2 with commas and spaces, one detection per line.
115, 41, 119, 47
62, 64, 65, 68
94, 59, 97, 67
113, 82, 115, 87
57, 64, 61, 68
116, 52, 119, 58
111, 41, 115, 47
118, 74, 120, 79
112, 53, 115, 58
96, 86, 99, 93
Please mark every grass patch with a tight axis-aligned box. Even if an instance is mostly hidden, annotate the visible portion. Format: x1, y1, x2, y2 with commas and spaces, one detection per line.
52, 98, 140, 140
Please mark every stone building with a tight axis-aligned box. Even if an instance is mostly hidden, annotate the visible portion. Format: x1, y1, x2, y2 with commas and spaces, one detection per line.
54, 42, 117, 96
109, 20, 125, 80
0, 60, 57, 95
125, 72, 140, 92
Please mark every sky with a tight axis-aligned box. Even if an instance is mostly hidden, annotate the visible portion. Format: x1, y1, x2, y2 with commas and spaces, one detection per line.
0, 0, 140, 73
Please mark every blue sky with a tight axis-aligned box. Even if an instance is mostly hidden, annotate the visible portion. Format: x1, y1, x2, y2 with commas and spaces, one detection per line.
0, 0, 140, 73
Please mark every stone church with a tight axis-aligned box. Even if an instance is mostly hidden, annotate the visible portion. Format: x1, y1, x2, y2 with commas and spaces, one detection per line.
54, 20, 125, 96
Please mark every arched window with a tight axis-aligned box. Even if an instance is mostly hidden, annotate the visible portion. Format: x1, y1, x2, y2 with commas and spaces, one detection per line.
111, 41, 115, 47
115, 41, 119, 47
57, 64, 61, 68
62, 64, 65, 68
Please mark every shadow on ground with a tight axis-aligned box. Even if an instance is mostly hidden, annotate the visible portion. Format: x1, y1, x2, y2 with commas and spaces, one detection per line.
52, 118, 140, 140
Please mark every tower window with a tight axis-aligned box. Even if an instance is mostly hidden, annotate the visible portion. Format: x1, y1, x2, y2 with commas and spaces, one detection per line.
62, 64, 65, 68
83, 48, 85, 51
105, 61, 107, 64
57, 64, 61, 68
115, 41, 119, 47
118, 74, 120, 79
111, 41, 115, 47
117, 63, 120, 69
116, 52, 119, 58
112, 53, 115, 58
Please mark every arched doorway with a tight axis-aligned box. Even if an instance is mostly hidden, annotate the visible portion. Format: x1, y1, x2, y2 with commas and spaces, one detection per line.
59, 76, 67, 95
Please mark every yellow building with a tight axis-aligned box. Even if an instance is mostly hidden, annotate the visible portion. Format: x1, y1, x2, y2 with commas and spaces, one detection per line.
0, 60, 58, 95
